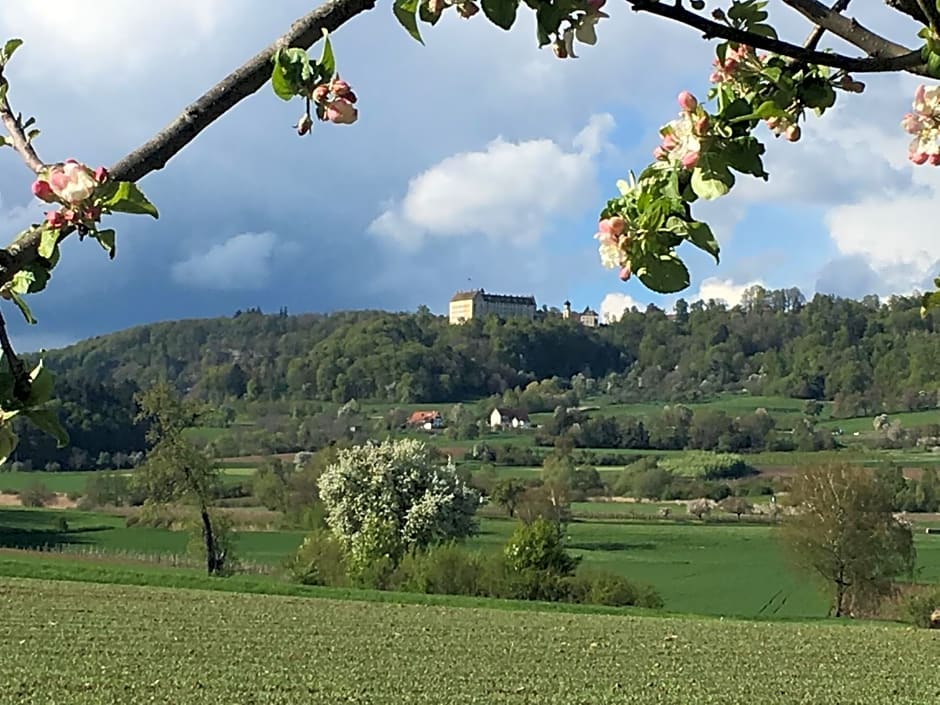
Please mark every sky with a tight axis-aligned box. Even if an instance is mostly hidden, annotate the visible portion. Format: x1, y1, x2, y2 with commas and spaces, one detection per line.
0, 1, 937, 351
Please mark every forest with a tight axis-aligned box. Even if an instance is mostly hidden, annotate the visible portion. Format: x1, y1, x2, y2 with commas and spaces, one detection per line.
10, 286, 939, 468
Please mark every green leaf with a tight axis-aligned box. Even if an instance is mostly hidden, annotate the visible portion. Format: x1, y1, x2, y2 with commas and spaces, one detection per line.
270, 47, 312, 100
318, 29, 335, 79
723, 137, 768, 178
0, 424, 18, 464
394, 0, 424, 44
26, 362, 54, 407
25, 408, 68, 448
799, 78, 836, 110
418, 1, 443, 24
95, 229, 117, 259
38, 227, 59, 259
2, 38, 22, 63
691, 166, 731, 200
686, 221, 720, 262
11, 265, 49, 295
102, 181, 159, 218
481, 0, 519, 30
8, 292, 35, 325
636, 254, 691, 294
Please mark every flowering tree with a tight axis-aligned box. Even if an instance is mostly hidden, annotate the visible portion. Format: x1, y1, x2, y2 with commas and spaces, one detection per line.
317, 439, 479, 570
0, 0, 938, 458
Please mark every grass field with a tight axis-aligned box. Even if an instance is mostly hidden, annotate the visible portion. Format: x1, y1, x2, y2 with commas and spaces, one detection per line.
0, 471, 129, 494
2, 577, 937, 704
3, 507, 940, 618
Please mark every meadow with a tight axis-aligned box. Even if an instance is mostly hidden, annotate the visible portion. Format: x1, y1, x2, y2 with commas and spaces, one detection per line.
2, 577, 937, 705
3, 507, 940, 618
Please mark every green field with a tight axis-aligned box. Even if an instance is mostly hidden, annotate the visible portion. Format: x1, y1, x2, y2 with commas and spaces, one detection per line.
5, 507, 938, 619
2, 577, 937, 705
0, 471, 129, 495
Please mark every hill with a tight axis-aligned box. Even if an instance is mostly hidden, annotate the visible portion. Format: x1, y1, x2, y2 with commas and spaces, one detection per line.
11, 287, 940, 467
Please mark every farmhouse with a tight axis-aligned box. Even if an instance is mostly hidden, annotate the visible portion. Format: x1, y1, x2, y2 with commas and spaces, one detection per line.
489, 407, 530, 429
407, 410, 443, 431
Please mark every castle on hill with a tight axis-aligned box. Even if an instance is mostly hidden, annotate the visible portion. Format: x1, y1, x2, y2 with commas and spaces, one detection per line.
447, 289, 598, 327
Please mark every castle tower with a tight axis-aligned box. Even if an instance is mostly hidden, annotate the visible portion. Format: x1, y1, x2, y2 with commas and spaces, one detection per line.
562, 300, 572, 319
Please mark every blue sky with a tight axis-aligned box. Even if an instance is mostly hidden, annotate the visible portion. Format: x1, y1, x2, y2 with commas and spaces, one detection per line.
0, 1, 937, 350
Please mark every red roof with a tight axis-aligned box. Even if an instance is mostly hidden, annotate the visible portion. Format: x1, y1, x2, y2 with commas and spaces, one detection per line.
408, 410, 440, 425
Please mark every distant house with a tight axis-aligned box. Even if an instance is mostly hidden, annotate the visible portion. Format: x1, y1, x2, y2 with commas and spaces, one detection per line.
407, 410, 443, 431
561, 300, 599, 328
489, 407, 530, 429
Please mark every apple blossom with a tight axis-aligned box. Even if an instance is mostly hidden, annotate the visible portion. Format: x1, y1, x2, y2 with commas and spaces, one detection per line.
46, 161, 98, 205
903, 85, 940, 166
31, 179, 55, 203
678, 91, 698, 112
312, 84, 330, 103
331, 78, 352, 97
296, 113, 313, 136
654, 94, 709, 169
45, 211, 65, 228
93, 167, 109, 183
325, 98, 357, 124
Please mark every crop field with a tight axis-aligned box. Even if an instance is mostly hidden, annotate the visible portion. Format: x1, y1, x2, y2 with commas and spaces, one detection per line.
1, 577, 938, 705
0, 470, 130, 495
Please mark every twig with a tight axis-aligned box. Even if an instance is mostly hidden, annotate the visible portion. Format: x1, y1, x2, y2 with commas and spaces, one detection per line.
0, 308, 30, 402
627, 1, 923, 73
801, 0, 852, 52
781, 0, 917, 60
0, 76, 43, 174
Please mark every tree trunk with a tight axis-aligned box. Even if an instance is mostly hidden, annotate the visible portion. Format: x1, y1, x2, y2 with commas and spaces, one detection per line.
834, 581, 846, 617
200, 504, 219, 576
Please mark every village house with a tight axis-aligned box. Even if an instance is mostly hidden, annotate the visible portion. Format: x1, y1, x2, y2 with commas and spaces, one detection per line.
489, 407, 530, 429
407, 410, 444, 431
562, 300, 599, 328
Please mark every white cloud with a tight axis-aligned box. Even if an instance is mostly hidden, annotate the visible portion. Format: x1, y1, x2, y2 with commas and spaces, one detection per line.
0, 1, 235, 82
368, 113, 615, 248
692, 277, 763, 307
171, 232, 279, 291
600, 292, 642, 323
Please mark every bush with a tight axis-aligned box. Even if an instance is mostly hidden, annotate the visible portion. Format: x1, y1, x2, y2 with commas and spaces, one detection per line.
504, 517, 578, 576
287, 529, 350, 586
54, 516, 69, 532
565, 569, 663, 608
20, 481, 54, 508
660, 451, 756, 480
125, 500, 181, 529
392, 542, 491, 597
903, 589, 940, 628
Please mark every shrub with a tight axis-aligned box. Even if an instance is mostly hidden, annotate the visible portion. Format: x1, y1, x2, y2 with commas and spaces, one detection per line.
392, 542, 490, 596
287, 529, 349, 586
54, 516, 69, 532
903, 588, 940, 628
504, 517, 578, 576
565, 569, 663, 608
20, 481, 54, 508
660, 451, 756, 480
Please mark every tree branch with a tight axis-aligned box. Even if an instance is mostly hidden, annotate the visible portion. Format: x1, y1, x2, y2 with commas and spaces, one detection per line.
915, 0, 940, 35
0, 0, 377, 289
801, 0, 853, 52
0, 308, 30, 401
109, 0, 377, 183
781, 0, 919, 60
0, 77, 43, 174
627, 0, 924, 73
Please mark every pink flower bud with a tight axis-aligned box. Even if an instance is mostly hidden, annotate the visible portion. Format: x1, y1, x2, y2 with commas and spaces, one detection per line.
312, 84, 330, 103
45, 211, 65, 228
618, 264, 631, 282
915, 84, 926, 106
63, 209, 79, 223
680, 151, 699, 169
331, 78, 352, 97
930, 153, 940, 166
343, 90, 358, 104
93, 166, 108, 183
84, 206, 101, 222
587, 0, 606, 10
653, 146, 667, 160
910, 151, 929, 165
661, 133, 678, 150
694, 115, 709, 134
607, 216, 626, 236
553, 40, 568, 59
785, 125, 801, 142
31, 179, 55, 203
708, 71, 721, 83
296, 113, 313, 136
325, 98, 358, 125
765, 117, 779, 130
677, 91, 698, 112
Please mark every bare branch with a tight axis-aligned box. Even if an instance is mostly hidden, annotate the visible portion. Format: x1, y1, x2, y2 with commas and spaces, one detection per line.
885, 0, 929, 24
915, 0, 940, 35
0, 307, 30, 401
0, 79, 43, 174
802, 0, 853, 52
781, 0, 919, 60
627, 1, 924, 73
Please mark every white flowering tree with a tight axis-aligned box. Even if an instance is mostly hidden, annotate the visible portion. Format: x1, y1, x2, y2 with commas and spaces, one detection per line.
317, 439, 480, 567
0, 0, 938, 458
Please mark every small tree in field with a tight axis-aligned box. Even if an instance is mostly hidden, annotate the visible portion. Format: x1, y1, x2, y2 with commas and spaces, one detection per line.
719, 496, 753, 520
781, 463, 915, 618
135, 383, 228, 576
317, 439, 479, 573
688, 498, 712, 520
490, 477, 527, 518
